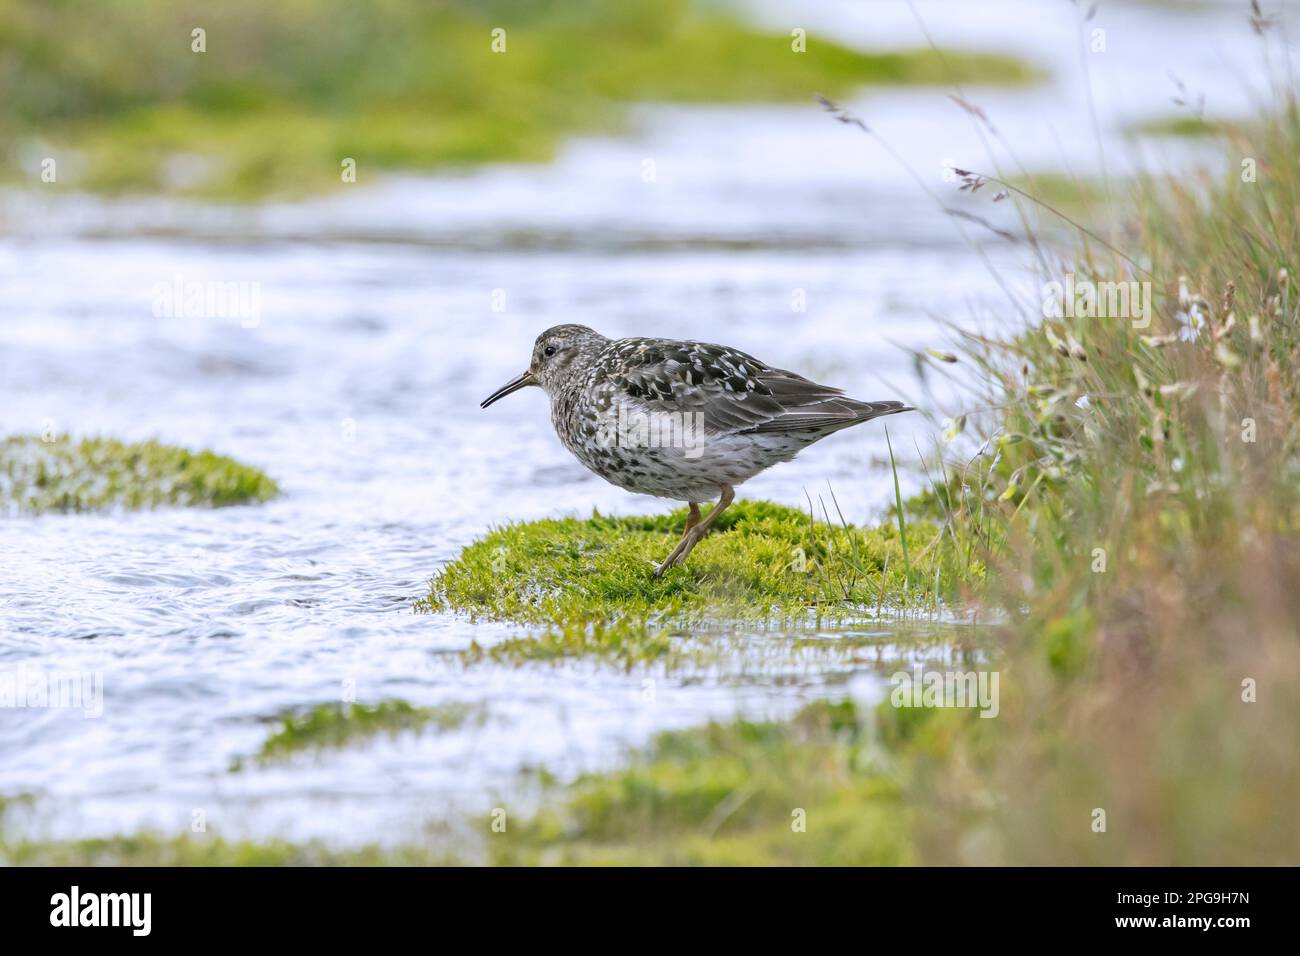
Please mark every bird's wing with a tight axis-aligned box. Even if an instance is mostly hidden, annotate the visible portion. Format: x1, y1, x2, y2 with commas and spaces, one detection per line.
604, 339, 909, 437
742, 366, 912, 435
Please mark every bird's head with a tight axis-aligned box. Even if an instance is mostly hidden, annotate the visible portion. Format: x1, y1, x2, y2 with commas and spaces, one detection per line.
480, 324, 608, 407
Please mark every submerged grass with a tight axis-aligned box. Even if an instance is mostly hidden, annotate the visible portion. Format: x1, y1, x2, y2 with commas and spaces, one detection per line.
463, 618, 679, 671
0, 0, 1036, 198
0, 435, 278, 514
246, 700, 482, 766
420, 500, 955, 626
459, 615, 971, 674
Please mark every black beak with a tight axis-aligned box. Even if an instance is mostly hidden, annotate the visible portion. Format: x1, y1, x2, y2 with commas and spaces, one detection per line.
480, 370, 536, 409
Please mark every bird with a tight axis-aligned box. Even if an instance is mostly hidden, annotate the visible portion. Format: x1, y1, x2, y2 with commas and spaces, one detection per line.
480, 324, 913, 576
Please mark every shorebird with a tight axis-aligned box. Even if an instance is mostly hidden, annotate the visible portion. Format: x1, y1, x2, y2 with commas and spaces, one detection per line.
481, 324, 913, 576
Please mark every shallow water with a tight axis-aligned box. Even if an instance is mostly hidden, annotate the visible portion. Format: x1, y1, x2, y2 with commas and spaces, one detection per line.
0, 0, 1271, 845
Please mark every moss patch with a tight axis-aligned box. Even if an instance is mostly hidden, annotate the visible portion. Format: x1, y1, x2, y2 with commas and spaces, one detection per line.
420, 501, 950, 625
0, 435, 278, 514
245, 700, 483, 766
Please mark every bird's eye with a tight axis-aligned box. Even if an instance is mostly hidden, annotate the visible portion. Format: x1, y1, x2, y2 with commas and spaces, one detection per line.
543, 345, 557, 357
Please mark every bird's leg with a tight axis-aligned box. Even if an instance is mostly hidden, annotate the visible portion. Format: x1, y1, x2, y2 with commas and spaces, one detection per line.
649, 503, 702, 573
683, 502, 701, 533
653, 485, 735, 577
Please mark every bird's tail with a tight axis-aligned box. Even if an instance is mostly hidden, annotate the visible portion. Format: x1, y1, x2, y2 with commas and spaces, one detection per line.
849, 399, 915, 422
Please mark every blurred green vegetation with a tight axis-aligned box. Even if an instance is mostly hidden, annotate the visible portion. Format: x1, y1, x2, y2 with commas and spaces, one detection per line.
0, 830, 459, 865
0, 435, 278, 513
0, 0, 1035, 197
491, 699, 920, 865
1125, 113, 1225, 138
0, 700, 927, 865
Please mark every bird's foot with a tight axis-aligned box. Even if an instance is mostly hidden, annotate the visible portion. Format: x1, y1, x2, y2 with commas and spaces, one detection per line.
652, 528, 700, 577
651, 555, 678, 578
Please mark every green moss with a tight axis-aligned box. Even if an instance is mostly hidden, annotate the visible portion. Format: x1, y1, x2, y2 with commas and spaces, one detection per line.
0, 0, 1038, 197
247, 700, 483, 765
419, 500, 949, 625
0, 435, 278, 514
490, 699, 917, 865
